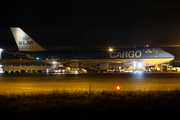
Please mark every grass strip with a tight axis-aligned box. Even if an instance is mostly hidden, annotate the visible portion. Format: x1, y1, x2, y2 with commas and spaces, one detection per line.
0, 88, 180, 120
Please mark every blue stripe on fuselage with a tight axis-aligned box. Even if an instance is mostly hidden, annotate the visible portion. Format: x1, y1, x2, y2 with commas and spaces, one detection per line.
15, 48, 174, 59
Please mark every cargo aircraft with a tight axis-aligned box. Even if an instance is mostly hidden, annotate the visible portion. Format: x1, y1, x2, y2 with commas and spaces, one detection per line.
7, 27, 175, 71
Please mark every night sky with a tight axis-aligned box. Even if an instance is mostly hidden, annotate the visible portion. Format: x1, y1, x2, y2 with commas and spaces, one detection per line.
1, 1, 180, 59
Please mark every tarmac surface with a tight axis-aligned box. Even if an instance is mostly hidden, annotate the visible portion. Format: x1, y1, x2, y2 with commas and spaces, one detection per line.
0, 72, 180, 93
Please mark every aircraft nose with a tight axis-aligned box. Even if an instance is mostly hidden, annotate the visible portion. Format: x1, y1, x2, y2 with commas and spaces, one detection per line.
160, 50, 175, 59
166, 52, 175, 59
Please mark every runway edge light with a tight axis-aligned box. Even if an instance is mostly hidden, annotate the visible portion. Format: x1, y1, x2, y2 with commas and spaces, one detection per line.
117, 86, 120, 90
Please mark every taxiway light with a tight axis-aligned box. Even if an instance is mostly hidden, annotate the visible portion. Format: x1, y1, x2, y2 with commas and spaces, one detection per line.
36, 57, 40, 60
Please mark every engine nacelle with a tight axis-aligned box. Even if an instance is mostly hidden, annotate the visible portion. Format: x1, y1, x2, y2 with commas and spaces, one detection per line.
99, 63, 109, 70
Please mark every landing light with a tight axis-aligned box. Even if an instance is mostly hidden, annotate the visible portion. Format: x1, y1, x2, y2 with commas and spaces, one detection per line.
138, 63, 142, 68
133, 62, 136, 67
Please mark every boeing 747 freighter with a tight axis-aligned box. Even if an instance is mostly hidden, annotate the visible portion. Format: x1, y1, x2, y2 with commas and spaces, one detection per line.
7, 27, 174, 71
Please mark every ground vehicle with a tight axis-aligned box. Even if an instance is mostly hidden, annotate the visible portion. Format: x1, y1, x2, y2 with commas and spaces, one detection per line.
42, 67, 68, 74
9, 71, 14, 74
37, 70, 42, 73
124, 67, 134, 73
163, 65, 177, 72
150, 66, 161, 72
53, 67, 66, 73
80, 68, 87, 73
124, 69, 133, 72
14, 71, 20, 74
145, 68, 151, 72
19, 70, 25, 73
42, 69, 51, 74
26, 70, 32, 73
111, 68, 119, 73
70, 68, 79, 74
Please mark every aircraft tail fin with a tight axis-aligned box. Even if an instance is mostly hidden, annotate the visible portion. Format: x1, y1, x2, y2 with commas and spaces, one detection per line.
10, 27, 46, 51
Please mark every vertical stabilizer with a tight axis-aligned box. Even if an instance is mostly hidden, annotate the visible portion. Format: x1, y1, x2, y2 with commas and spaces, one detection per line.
10, 27, 46, 51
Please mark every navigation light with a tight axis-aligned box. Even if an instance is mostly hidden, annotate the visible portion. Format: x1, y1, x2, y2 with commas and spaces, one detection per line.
109, 47, 113, 51
36, 57, 40, 60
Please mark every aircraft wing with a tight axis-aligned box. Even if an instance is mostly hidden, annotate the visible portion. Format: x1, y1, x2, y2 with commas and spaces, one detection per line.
3, 51, 36, 59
